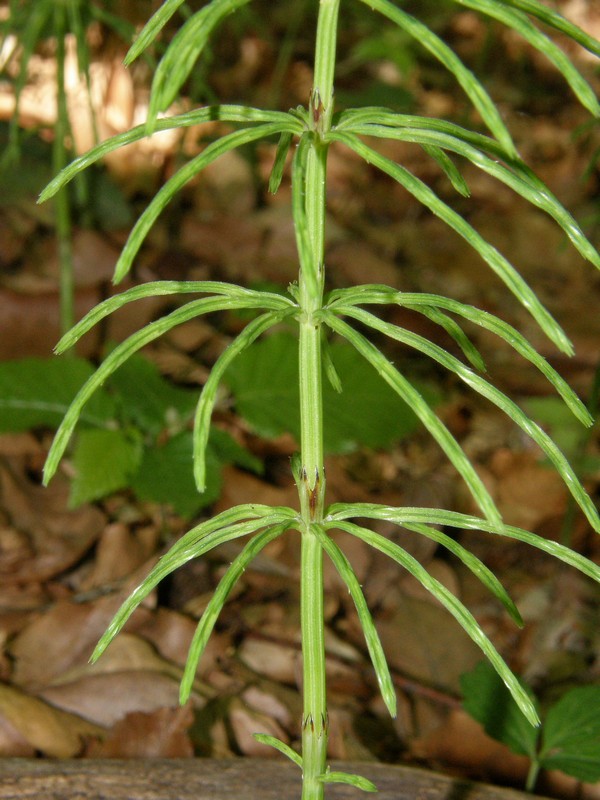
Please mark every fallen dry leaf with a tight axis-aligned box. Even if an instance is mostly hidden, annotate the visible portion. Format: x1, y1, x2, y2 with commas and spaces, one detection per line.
8, 592, 155, 690
228, 696, 290, 758
79, 522, 159, 591
0, 713, 36, 757
0, 683, 103, 757
0, 463, 105, 585
38, 671, 200, 728
489, 450, 568, 531
238, 637, 300, 686
85, 703, 195, 758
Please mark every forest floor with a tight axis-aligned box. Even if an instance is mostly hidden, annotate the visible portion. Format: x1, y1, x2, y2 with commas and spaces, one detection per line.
0, 2, 599, 797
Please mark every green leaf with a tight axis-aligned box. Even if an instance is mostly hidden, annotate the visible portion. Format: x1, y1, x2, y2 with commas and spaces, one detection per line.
124, 0, 188, 65
330, 132, 573, 354
131, 431, 222, 518
326, 286, 591, 426
91, 505, 295, 663
325, 503, 600, 578
180, 524, 290, 702
44, 295, 280, 486
112, 123, 289, 283
39, 106, 302, 204
291, 135, 319, 298
461, 660, 539, 759
330, 519, 539, 726
451, 0, 600, 115
338, 306, 600, 534
500, 0, 600, 59
268, 131, 293, 194
342, 122, 600, 272
357, 0, 517, 154
313, 525, 397, 718
0, 357, 115, 432
323, 315, 501, 524
318, 769, 378, 793
419, 306, 486, 372
145, 0, 253, 125
70, 428, 143, 507
224, 332, 439, 453
208, 427, 263, 477
422, 144, 470, 198
55, 281, 295, 354
401, 522, 522, 627
106, 354, 197, 436
252, 734, 302, 768
540, 686, 600, 782
193, 311, 291, 492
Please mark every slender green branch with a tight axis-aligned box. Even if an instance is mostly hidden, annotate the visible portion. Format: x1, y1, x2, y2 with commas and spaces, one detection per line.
52, 10, 74, 336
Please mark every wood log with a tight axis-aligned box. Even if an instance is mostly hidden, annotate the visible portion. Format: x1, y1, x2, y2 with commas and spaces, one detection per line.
0, 758, 536, 800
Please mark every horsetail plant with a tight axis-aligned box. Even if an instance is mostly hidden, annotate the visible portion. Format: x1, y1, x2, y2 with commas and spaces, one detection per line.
1, 0, 133, 334
40, 0, 600, 796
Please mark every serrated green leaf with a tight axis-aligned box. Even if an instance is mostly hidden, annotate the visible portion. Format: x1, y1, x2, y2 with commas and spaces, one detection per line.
540, 686, 600, 782
70, 428, 143, 507
0, 357, 115, 432
224, 332, 440, 453
461, 661, 539, 758
131, 431, 221, 518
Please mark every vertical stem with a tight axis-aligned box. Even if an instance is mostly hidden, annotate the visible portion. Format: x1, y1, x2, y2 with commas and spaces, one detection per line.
525, 759, 540, 793
53, 12, 75, 337
297, 2, 340, 798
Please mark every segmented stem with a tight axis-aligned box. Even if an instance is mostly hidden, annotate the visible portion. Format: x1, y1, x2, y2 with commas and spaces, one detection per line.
298, 3, 340, 796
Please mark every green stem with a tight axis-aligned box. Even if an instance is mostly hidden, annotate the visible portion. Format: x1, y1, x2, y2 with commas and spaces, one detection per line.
525, 759, 541, 793
53, 10, 75, 337
298, 2, 340, 797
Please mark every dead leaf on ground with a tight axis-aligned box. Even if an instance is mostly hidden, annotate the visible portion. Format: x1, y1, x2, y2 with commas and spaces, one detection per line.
84, 703, 195, 758
0, 463, 105, 585
8, 592, 155, 690
0, 683, 103, 757
38, 671, 201, 728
